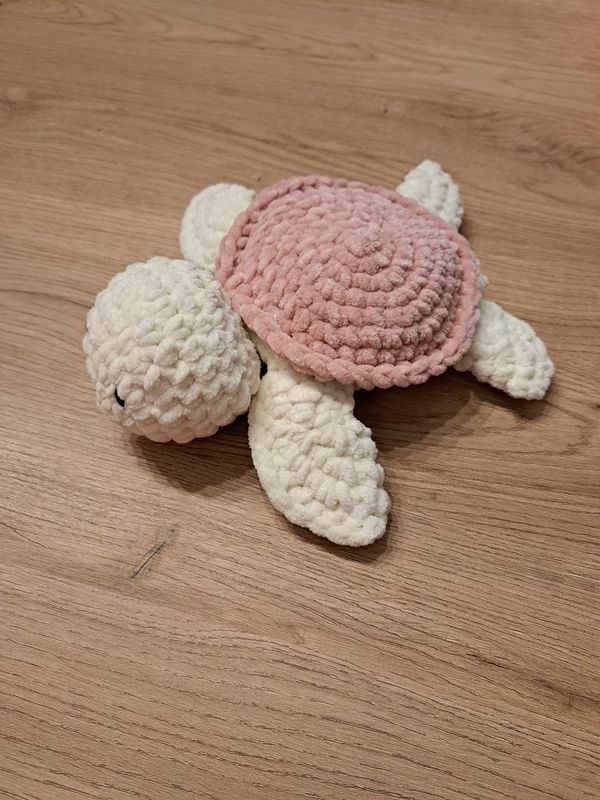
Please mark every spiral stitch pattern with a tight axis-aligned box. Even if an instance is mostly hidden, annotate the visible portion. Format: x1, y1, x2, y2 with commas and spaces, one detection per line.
217, 175, 481, 389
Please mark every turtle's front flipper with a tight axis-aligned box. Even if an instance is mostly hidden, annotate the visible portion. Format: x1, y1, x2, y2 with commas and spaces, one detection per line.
180, 183, 255, 271
396, 160, 463, 229
248, 349, 390, 547
455, 299, 554, 400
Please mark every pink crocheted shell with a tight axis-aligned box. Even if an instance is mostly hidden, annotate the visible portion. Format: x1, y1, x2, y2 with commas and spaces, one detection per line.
216, 176, 481, 390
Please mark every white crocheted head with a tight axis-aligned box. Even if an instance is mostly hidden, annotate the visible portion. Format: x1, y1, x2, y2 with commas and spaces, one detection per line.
83, 256, 260, 443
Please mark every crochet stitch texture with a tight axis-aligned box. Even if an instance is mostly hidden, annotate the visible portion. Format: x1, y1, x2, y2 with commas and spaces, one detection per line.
217, 175, 482, 389
83, 161, 555, 547
84, 257, 260, 443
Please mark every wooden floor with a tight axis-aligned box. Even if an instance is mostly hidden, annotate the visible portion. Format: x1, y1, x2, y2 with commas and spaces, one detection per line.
1, 1, 599, 798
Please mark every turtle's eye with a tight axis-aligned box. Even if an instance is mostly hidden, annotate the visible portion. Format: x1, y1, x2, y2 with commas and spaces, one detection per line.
114, 388, 125, 407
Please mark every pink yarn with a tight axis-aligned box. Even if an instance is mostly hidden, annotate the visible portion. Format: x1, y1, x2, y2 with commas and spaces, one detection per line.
216, 176, 481, 390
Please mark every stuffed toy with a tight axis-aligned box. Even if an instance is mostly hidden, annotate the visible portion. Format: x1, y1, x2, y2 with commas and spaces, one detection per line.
83, 161, 553, 546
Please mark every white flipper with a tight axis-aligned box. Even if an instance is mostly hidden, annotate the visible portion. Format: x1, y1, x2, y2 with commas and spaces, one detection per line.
180, 183, 255, 271
396, 160, 463, 229
249, 351, 390, 547
455, 299, 554, 400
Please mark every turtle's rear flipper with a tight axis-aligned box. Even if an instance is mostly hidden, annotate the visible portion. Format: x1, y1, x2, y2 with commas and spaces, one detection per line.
455, 299, 554, 400
396, 160, 463, 229
248, 350, 389, 547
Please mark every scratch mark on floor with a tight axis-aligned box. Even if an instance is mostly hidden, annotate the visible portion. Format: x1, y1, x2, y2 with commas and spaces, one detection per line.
129, 540, 168, 579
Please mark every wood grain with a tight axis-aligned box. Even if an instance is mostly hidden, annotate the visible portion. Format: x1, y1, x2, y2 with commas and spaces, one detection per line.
1, 1, 599, 798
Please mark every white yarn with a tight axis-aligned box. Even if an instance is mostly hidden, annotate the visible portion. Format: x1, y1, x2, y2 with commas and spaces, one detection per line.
396, 160, 464, 229
455, 299, 554, 399
248, 346, 390, 547
180, 183, 255, 270
83, 257, 260, 443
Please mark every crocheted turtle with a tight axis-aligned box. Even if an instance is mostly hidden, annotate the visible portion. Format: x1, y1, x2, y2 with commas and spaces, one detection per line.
84, 161, 553, 546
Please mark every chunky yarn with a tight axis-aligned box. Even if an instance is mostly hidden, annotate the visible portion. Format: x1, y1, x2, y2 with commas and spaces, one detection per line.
396, 159, 464, 229
455, 299, 554, 400
81, 161, 555, 549
217, 175, 481, 390
249, 346, 390, 546
84, 257, 260, 442
180, 182, 255, 271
